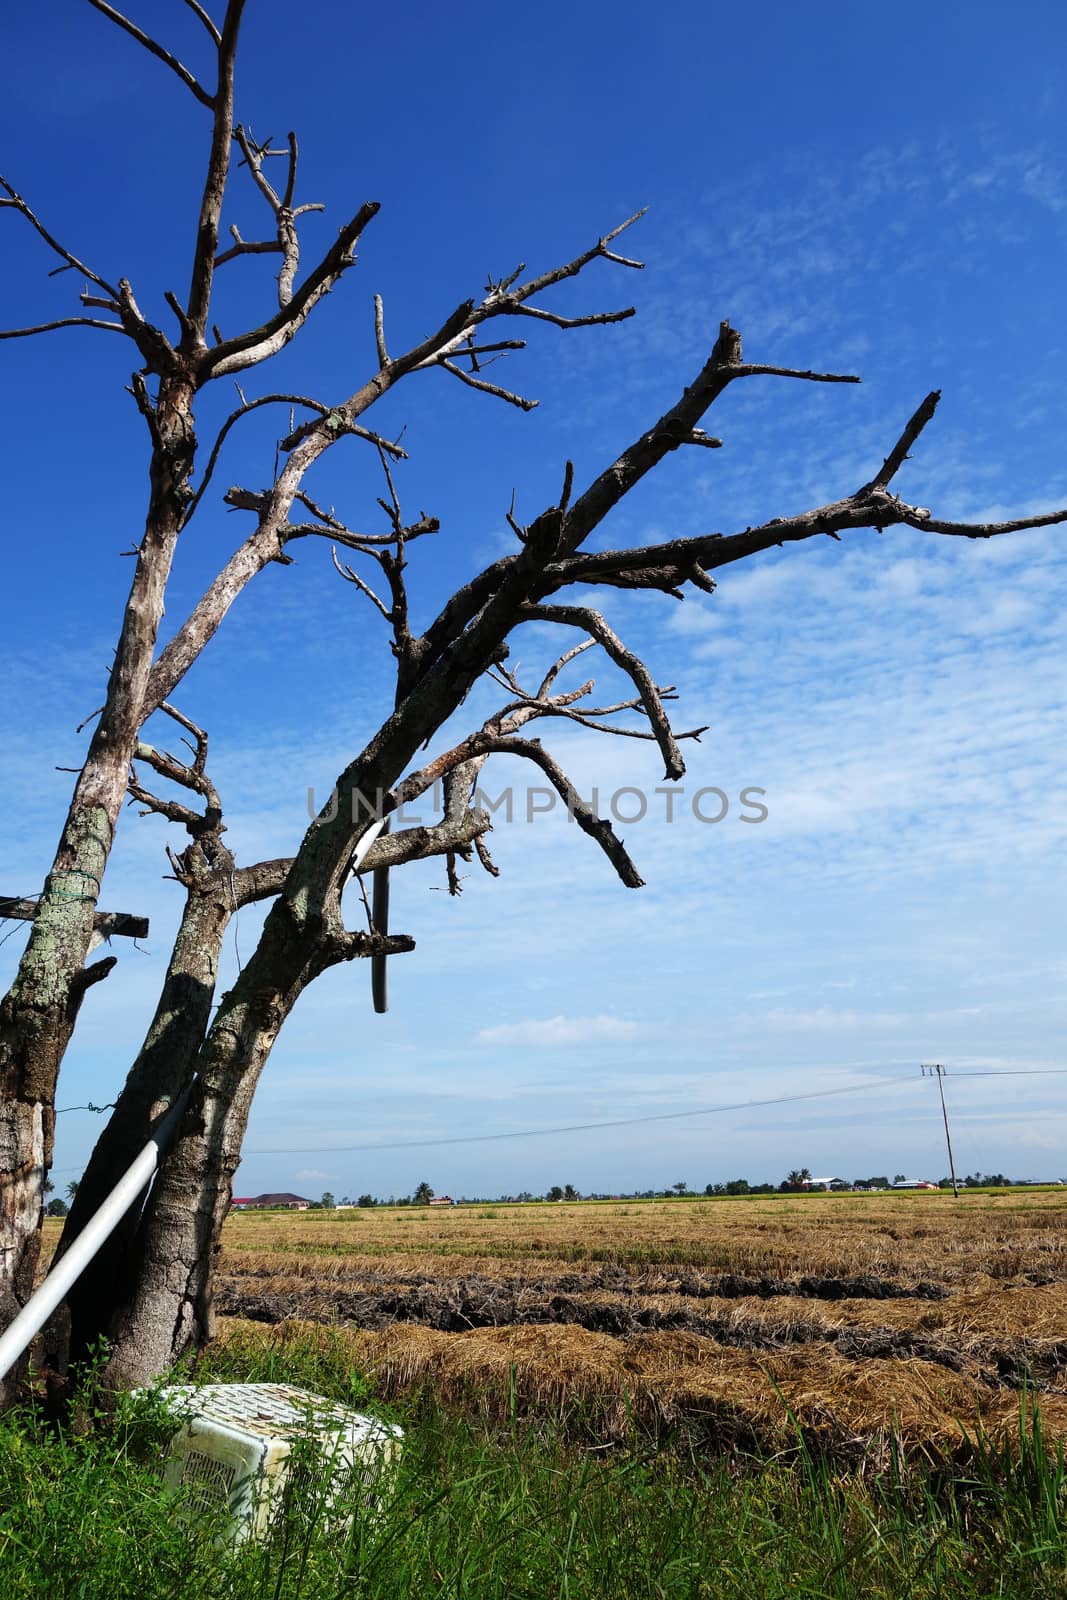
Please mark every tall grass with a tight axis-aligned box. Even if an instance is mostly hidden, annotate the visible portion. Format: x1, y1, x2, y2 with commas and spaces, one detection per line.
1, 1334, 1064, 1600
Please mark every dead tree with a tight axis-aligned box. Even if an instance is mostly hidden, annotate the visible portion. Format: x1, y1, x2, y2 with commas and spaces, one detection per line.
2, 2, 1065, 1398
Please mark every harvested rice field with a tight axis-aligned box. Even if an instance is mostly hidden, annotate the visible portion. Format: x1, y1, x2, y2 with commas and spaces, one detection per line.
211, 1190, 1067, 1463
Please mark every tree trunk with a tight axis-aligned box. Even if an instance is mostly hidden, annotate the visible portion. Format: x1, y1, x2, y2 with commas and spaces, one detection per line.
0, 375, 196, 1402
54, 842, 234, 1377
100, 908, 317, 1390
97, 535, 562, 1388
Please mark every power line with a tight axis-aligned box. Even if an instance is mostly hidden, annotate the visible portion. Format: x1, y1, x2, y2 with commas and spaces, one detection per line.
47, 1066, 1067, 1158
245, 1075, 915, 1156
949, 1069, 1067, 1078
242, 1066, 1067, 1158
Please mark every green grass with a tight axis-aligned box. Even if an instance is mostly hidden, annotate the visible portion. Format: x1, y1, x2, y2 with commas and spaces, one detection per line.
1, 1334, 1065, 1600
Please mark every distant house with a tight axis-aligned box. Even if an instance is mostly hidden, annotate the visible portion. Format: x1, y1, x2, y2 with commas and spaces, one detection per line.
230, 1192, 311, 1211
428, 1194, 456, 1207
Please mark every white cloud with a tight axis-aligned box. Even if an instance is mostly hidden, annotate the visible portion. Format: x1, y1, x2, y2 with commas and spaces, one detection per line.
476, 1015, 640, 1047
762, 1007, 911, 1033
9, 110, 1067, 1199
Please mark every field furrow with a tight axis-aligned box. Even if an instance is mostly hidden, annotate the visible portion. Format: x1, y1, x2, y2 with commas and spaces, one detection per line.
202, 1192, 1067, 1458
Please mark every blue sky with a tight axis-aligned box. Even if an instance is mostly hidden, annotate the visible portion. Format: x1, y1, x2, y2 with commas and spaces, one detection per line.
2, 0, 1066, 1199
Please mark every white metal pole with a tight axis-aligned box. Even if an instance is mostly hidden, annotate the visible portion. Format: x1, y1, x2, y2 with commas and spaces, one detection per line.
0, 1088, 190, 1384
0, 817, 390, 1385
350, 813, 388, 873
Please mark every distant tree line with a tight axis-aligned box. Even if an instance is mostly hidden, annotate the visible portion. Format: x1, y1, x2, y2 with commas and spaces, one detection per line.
292, 1171, 1048, 1211
67, 1173, 1040, 1217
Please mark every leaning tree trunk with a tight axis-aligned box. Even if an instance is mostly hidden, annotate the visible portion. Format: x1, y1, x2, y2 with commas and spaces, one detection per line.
54, 838, 235, 1377
97, 520, 573, 1389
0, 377, 196, 1402
59, 808, 486, 1389
98, 897, 337, 1391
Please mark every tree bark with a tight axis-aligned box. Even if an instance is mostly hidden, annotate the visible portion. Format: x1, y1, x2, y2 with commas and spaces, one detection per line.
96, 550, 545, 1386
54, 839, 234, 1376
99, 895, 328, 1390
0, 374, 196, 1402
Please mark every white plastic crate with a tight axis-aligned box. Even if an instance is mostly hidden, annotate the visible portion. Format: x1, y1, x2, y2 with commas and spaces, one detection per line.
157, 1381, 402, 1543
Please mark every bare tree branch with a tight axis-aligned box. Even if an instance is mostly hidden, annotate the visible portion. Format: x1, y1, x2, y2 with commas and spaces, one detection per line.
229, 857, 291, 906
556, 321, 859, 559
863, 390, 941, 490
409, 321, 857, 669
481, 735, 644, 887
443, 851, 463, 896
289, 494, 438, 547
373, 643, 684, 892
229, 806, 494, 910
486, 643, 707, 756
202, 200, 380, 376
547, 474, 1067, 597
132, 738, 221, 824
367, 444, 420, 674
146, 495, 413, 715
127, 776, 202, 828
87, 0, 215, 107
440, 359, 537, 410
896, 503, 1067, 537
509, 303, 636, 330
559, 460, 575, 515
274, 213, 647, 470
521, 603, 687, 780
284, 412, 409, 457
185, 0, 248, 340
448, 338, 527, 360
157, 701, 210, 771
474, 834, 499, 878
403, 212, 647, 382
536, 637, 595, 697
496, 209, 647, 303
374, 293, 388, 367
0, 178, 121, 298
69, 956, 118, 1005
735, 363, 861, 384
330, 547, 392, 619
214, 231, 283, 268
383, 723, 644, 888
0, 318, 126, 341
181, 0, 221, 45
233, 124, 284, 209
227, 125, 320, 309
504, 693, 707, 747
185, 392, 328, 522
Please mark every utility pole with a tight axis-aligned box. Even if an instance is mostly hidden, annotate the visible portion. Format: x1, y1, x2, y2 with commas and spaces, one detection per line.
921, 1063, 959, 1198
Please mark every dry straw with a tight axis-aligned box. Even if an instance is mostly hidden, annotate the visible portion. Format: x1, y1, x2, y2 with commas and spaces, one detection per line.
218, 1316, 1067, 1463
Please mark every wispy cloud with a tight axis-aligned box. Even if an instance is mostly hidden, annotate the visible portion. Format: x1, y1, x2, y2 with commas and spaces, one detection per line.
6, 84, 1067, 1198
476, 1015, 640, 1047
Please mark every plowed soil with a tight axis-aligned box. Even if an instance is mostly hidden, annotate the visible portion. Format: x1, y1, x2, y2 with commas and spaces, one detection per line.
214, 1191, 1067, 1458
